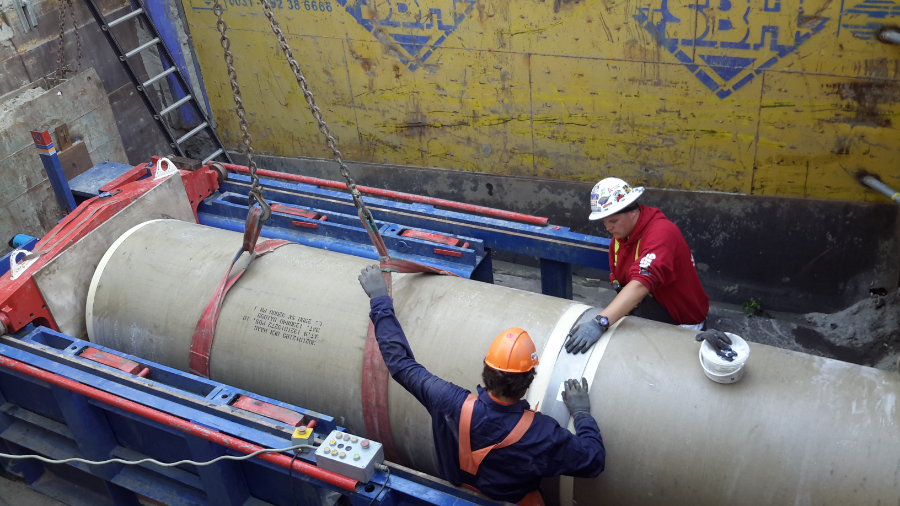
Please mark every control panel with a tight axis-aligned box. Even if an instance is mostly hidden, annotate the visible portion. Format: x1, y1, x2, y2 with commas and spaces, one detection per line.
315, 430, 384, 483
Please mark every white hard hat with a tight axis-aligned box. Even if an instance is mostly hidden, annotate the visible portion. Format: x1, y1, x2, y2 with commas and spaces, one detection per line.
589, 177, 644, 220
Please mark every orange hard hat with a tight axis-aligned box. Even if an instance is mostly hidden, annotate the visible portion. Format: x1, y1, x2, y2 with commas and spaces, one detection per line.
485, 328, 539, 373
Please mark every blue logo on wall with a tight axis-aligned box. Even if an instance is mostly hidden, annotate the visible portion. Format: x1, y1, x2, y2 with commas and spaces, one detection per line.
634, 0, 828, 98
840, 0, 900, 39
336, 0, 476, 71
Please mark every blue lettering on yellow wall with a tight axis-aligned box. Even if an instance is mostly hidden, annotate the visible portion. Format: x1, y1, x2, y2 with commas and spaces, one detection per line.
336, 0, 476, 71
635, 0, 828, 98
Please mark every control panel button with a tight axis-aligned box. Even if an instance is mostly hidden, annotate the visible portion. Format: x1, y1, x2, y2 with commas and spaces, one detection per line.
315, 431, 384, 484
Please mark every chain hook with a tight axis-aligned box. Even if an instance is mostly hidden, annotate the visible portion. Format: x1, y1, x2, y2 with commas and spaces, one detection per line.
247, 189, 271, 222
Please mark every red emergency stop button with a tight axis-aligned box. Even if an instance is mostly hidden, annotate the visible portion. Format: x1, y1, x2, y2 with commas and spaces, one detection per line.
361, 439, 370, 449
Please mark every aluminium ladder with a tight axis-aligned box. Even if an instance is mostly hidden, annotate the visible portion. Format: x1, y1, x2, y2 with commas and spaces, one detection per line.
83, 0, 232, 164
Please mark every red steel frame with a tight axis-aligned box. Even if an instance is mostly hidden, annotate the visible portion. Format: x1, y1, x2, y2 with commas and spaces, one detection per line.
0, 162, 221, 335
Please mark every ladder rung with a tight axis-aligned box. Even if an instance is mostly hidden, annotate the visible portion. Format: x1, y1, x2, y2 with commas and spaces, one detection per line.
159, 95, 193, 115
176, 122, 209, 145
143, 67, 177, 88
125, 38, 160, 58
202, 149, 224, 165
107, 8, 144, 28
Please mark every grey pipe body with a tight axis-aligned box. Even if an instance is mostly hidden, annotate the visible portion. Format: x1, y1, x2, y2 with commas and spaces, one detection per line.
87, 220, 900, 505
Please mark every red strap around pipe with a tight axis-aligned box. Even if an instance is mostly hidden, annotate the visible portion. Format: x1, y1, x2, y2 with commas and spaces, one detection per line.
0, 355, 358, 491
217, 163, 550, 227
190, 238, 291, 378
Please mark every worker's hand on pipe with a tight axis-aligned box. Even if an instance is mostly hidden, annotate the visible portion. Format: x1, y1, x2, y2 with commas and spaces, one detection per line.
564, 321, 605, 354
358, 265, 389, 299
695, 329, 738, 361
562, 378, 591, 416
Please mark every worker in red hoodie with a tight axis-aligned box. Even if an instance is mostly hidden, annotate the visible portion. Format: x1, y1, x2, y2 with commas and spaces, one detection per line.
565, 177, 731, 357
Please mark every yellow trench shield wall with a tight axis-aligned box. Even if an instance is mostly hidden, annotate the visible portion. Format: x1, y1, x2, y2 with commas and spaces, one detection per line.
180, 0, 900, 202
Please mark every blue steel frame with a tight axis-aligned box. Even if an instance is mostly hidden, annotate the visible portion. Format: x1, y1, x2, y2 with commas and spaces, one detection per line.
0, 327, 494, 506
203, 173, 611, 297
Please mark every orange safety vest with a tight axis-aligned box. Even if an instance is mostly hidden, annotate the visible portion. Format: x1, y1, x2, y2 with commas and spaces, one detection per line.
458, 394, 545, 506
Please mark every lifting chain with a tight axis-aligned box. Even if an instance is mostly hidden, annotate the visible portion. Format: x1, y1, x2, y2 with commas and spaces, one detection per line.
257, 0, 378, 229
55, 0, 82, 81
211, 0, 270, 221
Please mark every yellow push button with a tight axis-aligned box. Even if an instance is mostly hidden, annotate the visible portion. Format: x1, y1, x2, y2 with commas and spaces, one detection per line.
329, 439, 337, 445
339, 452, 346, 459
351, 436, 358, 443
331, 450, 339, 456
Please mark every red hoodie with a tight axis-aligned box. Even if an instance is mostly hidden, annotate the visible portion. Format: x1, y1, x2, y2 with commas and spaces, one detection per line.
608, 205, 709, 325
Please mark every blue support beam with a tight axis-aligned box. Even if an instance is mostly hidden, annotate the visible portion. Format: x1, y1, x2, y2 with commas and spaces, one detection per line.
540, 258, 573, 300
184, 430, 251, 506
50, 387, 143, 506
30, 130, 75, 213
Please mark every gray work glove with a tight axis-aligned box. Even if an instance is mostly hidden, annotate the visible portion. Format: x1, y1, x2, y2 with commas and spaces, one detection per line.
562, 378, 591, 416
358, 265, 389, 299
564, 322, 605, 354
695, 329, 737, 361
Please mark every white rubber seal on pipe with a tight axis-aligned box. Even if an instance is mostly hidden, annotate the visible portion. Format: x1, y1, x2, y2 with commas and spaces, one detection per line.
557, 318, 621, 506
86, 219, 167, 340
525, 302, 591, 411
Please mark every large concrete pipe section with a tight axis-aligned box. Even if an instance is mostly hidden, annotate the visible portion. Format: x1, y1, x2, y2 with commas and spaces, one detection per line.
87, 220, 900, 505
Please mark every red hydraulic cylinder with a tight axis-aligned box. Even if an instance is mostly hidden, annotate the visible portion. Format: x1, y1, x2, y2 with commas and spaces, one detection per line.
215, 162, 551, 227
0, 355, 359, 492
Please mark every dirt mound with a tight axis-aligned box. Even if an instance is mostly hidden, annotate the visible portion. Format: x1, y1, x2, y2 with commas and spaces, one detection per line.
804, 289, 900, 371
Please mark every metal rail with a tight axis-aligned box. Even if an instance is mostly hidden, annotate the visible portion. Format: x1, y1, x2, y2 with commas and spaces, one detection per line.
217, 162, 551, 226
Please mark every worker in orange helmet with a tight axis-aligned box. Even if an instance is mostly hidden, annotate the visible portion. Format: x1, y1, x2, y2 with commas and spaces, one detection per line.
359, 265, 605, 505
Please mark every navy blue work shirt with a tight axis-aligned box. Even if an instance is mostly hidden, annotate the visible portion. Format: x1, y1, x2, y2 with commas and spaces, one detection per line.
369, 296, 605, 503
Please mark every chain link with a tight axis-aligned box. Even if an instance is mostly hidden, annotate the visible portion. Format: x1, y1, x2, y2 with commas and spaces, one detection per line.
211, 0, 270, 220
55, 0, 82, 81
257, 0, 376, 224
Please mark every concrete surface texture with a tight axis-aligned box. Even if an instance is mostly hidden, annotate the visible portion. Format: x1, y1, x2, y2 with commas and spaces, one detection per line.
0, 0, 171, 165
177, 0, 899, 203
0, 70, 128, 257
0, 476, 65, 506
493, 260, 900, 372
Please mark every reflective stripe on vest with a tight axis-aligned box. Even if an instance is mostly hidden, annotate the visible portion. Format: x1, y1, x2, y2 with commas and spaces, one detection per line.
613, 238, 640, 268
458, 394, 542, 506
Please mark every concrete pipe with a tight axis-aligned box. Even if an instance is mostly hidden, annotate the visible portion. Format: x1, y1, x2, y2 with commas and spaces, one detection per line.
87, 220, 900, 505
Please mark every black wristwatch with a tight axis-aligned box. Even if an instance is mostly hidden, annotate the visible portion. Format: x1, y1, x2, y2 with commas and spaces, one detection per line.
594, 315, 610, 331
